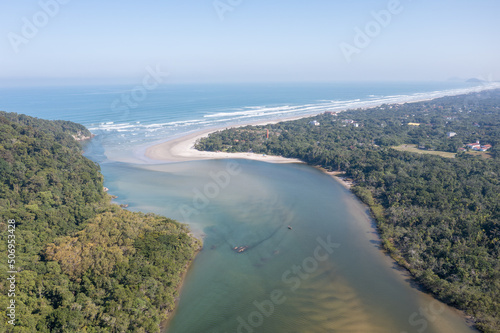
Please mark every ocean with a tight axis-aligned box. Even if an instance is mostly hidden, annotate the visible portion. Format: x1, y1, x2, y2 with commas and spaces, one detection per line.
0, 81, 485, 332
0, 81, 495, 164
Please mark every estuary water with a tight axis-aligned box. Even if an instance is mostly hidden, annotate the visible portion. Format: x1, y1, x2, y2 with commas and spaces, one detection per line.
100, 159, 475, 333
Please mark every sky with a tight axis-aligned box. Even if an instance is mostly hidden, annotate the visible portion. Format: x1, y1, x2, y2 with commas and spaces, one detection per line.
0, 0, 499, 85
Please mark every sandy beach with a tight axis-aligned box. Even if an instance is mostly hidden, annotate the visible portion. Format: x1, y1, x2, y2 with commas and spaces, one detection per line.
145, 118, 305, 164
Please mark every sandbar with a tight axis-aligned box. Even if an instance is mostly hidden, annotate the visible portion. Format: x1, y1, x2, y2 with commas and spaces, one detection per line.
145, 118, 305, 164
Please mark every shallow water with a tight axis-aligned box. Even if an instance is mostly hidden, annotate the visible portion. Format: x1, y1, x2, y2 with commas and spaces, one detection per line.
100, 159, 475, 333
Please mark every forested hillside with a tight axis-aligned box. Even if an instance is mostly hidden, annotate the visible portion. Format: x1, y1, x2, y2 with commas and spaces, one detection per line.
196, 90, 500, 332
0, 111, 200, 332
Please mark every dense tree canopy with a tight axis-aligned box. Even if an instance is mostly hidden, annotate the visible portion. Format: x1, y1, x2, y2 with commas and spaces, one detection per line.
0, 111, 200, 332
196, 90, 500, 332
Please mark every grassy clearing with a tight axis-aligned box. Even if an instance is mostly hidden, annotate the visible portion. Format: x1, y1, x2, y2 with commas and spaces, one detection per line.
392, 144, 456, 158
465, 151, 492, 159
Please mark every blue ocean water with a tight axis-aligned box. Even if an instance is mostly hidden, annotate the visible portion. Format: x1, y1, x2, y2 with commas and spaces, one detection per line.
0, 81, 492, 163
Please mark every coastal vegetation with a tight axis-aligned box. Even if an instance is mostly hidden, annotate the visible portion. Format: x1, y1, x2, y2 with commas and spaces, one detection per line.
195, 90, 500, 332
0, 111, 200, 332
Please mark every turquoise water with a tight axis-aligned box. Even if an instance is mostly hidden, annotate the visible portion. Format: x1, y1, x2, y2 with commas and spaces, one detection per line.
101, 159, 475, 333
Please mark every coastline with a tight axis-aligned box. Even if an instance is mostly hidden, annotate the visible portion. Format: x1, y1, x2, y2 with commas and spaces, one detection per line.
145, 117, 306, 164
144, 84, 500, 165
320, 169, 354, 190
160, 237, 203, 333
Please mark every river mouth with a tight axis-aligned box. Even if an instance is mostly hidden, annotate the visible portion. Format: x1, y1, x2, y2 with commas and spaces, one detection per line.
100, 158, 475, 333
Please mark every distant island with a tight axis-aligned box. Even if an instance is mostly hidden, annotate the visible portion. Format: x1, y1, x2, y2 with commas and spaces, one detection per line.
0, 112, 200, 332
195, 90, 500, 332
447, 77, 489, 83
466, 78, 487, 83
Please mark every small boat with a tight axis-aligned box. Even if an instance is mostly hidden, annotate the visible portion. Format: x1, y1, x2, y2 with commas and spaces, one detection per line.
288, 225, 293, 230
233, 246, 249, 253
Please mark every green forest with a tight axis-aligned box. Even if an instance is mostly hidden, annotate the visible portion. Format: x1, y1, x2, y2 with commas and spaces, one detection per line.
0, 111, 200, 332
196, 90, 500, 332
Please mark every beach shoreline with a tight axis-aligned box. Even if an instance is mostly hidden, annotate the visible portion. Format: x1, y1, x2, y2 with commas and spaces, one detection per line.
144, 85, 499, 165
145, 117, 306, 164
318, 168, 354, 190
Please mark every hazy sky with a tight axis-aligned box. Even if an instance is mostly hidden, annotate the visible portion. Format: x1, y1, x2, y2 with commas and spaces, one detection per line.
1, 0, 499, 85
